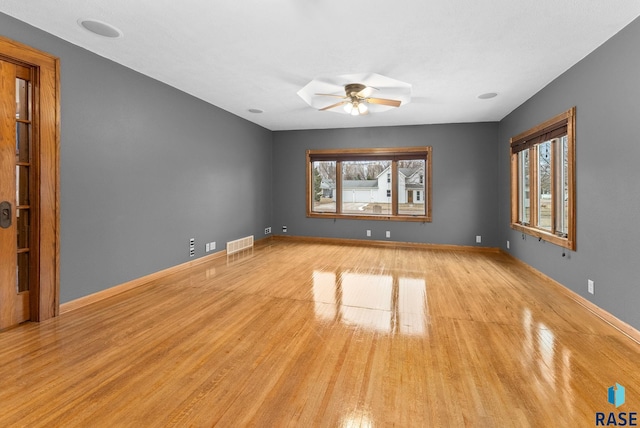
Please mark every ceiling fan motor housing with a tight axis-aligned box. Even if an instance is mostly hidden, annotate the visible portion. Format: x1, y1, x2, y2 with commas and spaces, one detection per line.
345, 83, 366, 97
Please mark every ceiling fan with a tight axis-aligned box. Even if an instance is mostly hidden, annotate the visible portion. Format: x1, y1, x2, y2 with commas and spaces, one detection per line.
316, 83, 402, 116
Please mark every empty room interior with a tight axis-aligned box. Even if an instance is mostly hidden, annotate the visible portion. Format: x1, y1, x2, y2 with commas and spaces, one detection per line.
1, 1, 640, 426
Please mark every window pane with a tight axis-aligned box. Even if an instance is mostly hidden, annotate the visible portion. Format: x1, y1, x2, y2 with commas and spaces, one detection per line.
16, 165, 29, 206
15, 78, 30, 120
16, 122, 30, 163
17, 252, 29, 293
398, 159, 426, 216
17, 209, 29, 249
311, 161, 336, 213
518, 150, 530, 224
537, 141, 552, 231
556, 136, 569, 236
341, 160, 391, 215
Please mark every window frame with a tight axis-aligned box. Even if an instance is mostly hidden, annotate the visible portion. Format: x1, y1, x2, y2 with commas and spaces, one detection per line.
306, 146, 432, 222
510, 107, 576, 250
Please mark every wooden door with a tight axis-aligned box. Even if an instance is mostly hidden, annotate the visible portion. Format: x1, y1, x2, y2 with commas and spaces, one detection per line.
0, 36, 60, 330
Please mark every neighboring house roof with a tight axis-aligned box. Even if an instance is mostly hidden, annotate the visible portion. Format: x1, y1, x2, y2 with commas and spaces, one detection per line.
376, 166, 391, 179
342, 180, 378, 189
399, 167, 418, 177
320, 179, 334, 190
326, 169, 424, 190
376, 166, 422, 179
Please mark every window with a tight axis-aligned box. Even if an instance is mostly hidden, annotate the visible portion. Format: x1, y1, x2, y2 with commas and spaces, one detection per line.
307, 147, 432, 222
311, 160, 336, 213
510, 107, 575, 250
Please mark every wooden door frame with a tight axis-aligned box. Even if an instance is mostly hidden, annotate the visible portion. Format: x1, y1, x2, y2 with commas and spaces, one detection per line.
1, 36, 60, 322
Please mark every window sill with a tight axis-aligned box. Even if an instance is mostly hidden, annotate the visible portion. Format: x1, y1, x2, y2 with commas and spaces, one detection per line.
510, 222, 574, 250
308, 212, 432, 223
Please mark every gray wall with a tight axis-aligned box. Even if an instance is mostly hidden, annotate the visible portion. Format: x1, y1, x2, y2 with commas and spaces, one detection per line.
498, 17, 640, 329
273, 124, 499, 246
0, 13, 273, 303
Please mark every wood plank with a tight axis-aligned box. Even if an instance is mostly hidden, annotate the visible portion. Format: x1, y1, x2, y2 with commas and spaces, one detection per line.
60, 237, 273, 313
60, 248, 228, 314
502, 250, 640, 345
272, 234, 501, 252
0, 240, 638, 426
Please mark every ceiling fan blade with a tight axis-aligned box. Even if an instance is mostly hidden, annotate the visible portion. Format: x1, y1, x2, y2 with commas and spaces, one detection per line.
366, 97, 402, 107
319, 100, 349, 111
315, 93, 347, 98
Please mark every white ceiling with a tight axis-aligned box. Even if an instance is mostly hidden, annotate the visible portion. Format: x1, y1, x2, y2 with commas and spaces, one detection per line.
2, 1, 640, 131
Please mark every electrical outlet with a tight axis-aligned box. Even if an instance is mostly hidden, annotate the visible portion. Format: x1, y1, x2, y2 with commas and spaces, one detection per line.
206, 243, 210, 252
588, 279, 594, 295
506, 240, 510, 249
476, 235, 482, 243
265, 227, 271, 235
189, 238, 195, 257
385, 231, 391, 238
211, 241, 216, 250
282, 225, 287, 233
366, 230, 371, 237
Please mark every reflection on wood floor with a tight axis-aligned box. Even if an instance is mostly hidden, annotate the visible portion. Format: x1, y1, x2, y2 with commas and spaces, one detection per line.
0, 240, 639, 426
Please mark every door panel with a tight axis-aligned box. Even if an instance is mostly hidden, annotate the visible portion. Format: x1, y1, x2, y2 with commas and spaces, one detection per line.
0, 59, 30, 328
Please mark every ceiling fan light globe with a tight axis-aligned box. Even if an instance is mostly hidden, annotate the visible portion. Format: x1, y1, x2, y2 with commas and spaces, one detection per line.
344, 103, 353, 114
350, 105, 360, 116
357, 103, 368, 115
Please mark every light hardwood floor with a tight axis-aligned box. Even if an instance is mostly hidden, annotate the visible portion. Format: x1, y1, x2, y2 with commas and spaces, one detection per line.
1, 240, 638, 427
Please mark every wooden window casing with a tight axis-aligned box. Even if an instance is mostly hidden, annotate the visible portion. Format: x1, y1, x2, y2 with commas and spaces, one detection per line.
307, 147, 432, 222
510, 107, 576, 250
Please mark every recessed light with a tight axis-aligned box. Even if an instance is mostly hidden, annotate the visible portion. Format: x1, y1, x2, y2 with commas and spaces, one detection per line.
78, 19, 123, 38
248, 108, 264, 114
478, 92, 498, 99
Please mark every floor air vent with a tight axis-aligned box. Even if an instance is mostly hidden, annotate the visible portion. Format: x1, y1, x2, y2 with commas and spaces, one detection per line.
226, 235, 254, 255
